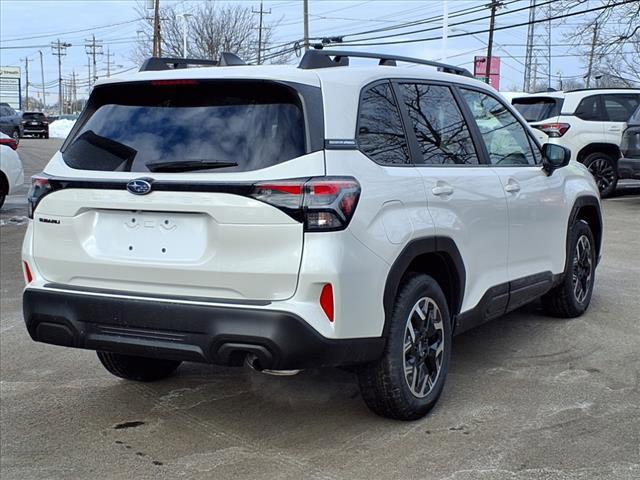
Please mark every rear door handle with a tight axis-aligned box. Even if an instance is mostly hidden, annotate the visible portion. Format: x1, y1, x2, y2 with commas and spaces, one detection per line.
504, 182, 521, 193
432, 185, 454, 196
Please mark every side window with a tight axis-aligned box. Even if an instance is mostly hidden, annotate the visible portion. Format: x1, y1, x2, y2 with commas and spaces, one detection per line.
460, 89, 536, 166
399, 83, 479, 165
575, 95, 606, 121
602, 94, 640, 122
357, 82, 411, 165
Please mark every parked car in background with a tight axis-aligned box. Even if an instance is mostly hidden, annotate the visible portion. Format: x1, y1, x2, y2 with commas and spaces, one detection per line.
21, 112, 50, 138
512, 89, 640, 197
619, 104, 640, 181
0, 103, 23, 143
0, 131, 25, 208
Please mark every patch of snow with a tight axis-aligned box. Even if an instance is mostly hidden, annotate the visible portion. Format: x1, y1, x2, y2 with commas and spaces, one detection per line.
49, 119, 76, 139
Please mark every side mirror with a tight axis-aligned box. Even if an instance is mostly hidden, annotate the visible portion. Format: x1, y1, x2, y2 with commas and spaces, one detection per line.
542, 143, 571, 175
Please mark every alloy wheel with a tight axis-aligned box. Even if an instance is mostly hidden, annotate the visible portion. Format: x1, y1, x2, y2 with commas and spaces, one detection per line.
403, 297, 445, 398
587, 158, 615, 192
572, 234, 593, 304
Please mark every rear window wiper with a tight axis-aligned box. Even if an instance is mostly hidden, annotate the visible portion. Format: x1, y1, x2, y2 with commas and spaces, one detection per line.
146, 160, 239, 172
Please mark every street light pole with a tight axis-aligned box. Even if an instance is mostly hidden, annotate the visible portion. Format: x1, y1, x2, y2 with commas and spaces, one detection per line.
178, 13, 192, 58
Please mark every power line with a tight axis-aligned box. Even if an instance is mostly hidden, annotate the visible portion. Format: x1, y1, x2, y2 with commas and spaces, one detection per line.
331, 0, 635, 48
1, 19, 139, 43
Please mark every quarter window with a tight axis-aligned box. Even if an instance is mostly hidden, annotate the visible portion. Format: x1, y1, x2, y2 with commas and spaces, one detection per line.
400, 83, 479, 165
575, 95, 606, 121
461, 89, 536, 166
357, 82, 411, 165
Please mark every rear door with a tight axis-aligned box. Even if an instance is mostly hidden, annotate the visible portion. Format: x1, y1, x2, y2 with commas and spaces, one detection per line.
601, 93, 640, 145
396, 81, 509, 315
32, 79, 324, 301
458, 88, 567, 288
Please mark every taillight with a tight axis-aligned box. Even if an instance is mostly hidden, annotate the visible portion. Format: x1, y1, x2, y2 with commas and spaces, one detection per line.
250, 176, 361, 231
27, 175, 53, 218
534, 123, 571, 137
319, 284, 334, 322
0, 137, 18, 150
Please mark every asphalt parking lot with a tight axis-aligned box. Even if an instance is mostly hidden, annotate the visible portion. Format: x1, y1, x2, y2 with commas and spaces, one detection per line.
1, 139, 639, 480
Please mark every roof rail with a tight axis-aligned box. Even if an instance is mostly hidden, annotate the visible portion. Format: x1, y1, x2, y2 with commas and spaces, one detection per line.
297, 49, 472, 77
139, 52, 247, 72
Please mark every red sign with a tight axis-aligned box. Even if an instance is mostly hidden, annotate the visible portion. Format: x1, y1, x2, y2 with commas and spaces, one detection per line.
473, 56, 500, 90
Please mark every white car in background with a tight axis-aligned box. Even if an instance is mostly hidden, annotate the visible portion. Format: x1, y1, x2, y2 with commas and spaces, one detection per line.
0, 131, 25, 208
512, 88, 640, 197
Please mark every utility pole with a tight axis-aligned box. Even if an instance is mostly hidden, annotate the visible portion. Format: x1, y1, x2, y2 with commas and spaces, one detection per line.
152, 0, 161, 56
585, 21, 599, 89
51, 39, 71, 117
523, 0, 537, 92
547, 1, 551, 89
252, 1, 271, 64
85, 35, 103, 85
485, 1, 502, 85
38, 50, 45, 109
23, 57, 31, 111
442, 1, 448, 62
303, 0, 309, 51
72, 71, 77, 113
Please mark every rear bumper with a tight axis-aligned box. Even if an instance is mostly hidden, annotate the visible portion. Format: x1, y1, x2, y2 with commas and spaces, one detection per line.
23, 126, 48, 134
23, 287, 385, 369
618, 157, 640, 180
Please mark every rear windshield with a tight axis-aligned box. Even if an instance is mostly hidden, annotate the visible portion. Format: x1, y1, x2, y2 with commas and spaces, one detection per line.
512, 97, 563, 122
23, 112, 45, 119
62, 80, 308, 173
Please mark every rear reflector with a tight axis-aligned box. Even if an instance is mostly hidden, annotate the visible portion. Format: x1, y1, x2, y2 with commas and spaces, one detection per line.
23, 262, 33, 284
320, 284, 334, 322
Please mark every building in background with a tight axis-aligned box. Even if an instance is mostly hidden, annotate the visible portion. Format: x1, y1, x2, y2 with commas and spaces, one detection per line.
474, 56, 500, 90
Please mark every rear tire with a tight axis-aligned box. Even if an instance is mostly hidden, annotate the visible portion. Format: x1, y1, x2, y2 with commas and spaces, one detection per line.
583, 152, 618, 198
11, 129, 20, 143
357, 274, 452, 420
542, 220, 596, 318
97, 351, 181, 382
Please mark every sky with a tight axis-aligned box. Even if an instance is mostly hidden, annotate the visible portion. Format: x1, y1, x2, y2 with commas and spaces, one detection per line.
0, 0, 600, 106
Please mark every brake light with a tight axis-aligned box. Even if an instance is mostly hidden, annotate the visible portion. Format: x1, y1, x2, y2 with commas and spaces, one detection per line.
27, 175, 53, 218
250, 176, 361, 231
0, 137, 18, 150
534, 123, 571, 137
23, 261, 33, 284
151, 79, 199, 86
319, 284, 334, 322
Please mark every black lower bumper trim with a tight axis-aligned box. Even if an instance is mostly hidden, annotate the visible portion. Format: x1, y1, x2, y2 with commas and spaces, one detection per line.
23, 288, 384, 369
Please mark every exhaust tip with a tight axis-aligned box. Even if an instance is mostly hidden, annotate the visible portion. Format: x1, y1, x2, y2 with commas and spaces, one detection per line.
244, 354, 301, 376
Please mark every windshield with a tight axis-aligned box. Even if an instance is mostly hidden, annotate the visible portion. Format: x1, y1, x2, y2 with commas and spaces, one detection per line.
62, 80, 308, 173
512, 97, 563, 122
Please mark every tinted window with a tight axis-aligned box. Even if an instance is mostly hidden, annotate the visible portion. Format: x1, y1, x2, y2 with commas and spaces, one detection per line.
512, 97, 563, 122
23, 112, 45, 119
62, 80, 306, 173
357, 82, 411, 165
461, 89, 536, 166
400, 83, 478, 165
602, 94, 640, 122
574, 95, 605, 121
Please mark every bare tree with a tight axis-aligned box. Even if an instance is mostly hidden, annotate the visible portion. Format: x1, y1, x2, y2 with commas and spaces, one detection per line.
555, 0, 640, 85
132, 1, 292, 65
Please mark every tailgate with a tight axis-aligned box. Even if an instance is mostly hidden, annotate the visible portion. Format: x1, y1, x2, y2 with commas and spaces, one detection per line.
32, 188, 303, 301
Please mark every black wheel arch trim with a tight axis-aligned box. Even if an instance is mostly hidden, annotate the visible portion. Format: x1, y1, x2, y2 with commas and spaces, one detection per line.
383, 236, 466, 336
567, 195, 603, 270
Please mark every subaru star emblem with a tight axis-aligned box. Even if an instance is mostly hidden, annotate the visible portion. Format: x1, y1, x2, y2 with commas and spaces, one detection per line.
126, 179, 153, 195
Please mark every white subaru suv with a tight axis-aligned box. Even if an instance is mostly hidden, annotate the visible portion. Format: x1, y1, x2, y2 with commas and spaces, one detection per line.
512, 88, 640, 197
22, 51, 602, 420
